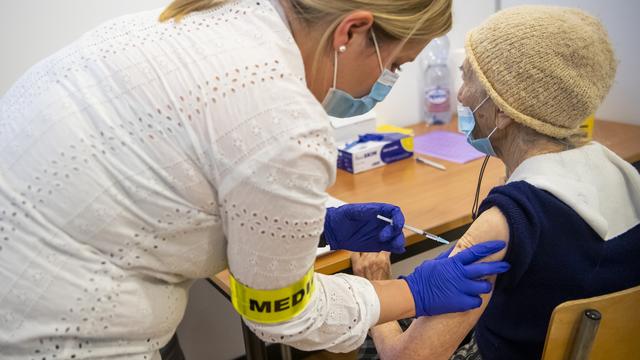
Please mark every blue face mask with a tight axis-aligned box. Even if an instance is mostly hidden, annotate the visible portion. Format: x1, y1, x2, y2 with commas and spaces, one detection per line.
322, 29, 399, 118
457, 95, 498, 156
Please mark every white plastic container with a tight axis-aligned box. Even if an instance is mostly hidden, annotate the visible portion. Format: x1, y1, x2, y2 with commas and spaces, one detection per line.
329, 110, 377, 144
423, 36, 452, 124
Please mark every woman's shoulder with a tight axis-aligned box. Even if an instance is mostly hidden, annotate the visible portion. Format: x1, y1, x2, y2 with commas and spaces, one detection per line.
188, 0, 305, 72
479, 181, 546, 242
483, 181, 545, 209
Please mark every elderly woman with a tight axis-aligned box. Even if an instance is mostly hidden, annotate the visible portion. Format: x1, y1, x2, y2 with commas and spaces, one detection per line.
352, 6, 640, 360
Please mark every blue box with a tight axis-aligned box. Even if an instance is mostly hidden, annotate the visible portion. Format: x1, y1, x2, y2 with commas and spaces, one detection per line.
337, 133, 414, 174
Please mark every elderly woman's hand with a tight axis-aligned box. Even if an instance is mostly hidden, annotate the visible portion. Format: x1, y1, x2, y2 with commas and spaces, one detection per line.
351, 251, 392, 281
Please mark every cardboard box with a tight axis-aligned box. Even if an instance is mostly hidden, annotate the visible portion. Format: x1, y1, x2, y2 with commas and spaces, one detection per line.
337, 132, 414, 174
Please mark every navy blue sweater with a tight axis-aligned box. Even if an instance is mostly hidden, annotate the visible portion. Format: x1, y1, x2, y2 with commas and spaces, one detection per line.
475, 181, 640, 360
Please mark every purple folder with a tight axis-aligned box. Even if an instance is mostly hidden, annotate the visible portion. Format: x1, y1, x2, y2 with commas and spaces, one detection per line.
413, 131, 485, 164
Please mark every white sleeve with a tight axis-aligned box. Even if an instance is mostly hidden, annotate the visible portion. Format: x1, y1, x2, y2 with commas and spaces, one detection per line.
216, 108, 380, 352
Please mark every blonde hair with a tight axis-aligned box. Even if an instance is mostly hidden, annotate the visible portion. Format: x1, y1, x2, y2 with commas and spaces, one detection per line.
160, 0, 452, 55
159, 0, 227, 22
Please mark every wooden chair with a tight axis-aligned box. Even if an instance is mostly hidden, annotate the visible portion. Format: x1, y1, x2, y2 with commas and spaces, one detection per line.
541, 285, 640, 360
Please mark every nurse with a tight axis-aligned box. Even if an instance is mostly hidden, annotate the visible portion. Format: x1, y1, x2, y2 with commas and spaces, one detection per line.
0, 0, 509, 358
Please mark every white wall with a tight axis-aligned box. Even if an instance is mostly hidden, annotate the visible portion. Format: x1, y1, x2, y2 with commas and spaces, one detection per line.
0, 0, 170, 95
377, 0, 640, 127
375, 0, 497, 127
5, 1, 636, 125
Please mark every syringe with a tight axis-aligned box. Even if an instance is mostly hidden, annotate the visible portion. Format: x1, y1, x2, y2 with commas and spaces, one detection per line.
376, 215, 449, 245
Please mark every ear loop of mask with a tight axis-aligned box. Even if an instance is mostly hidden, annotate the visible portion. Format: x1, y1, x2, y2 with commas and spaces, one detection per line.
332, 51, 339, 90
473, 95, 490, 113
331, 28, 385, 90
329, 28, 385, 129
370, 28, 384, 73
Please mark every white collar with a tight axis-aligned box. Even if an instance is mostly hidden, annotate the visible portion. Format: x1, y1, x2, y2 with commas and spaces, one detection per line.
269, 0, 292, 32
508, 142, 640, 241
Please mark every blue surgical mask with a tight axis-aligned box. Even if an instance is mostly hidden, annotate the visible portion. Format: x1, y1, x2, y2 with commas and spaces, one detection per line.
457, 95, 498, 156
322, 29, 399, 118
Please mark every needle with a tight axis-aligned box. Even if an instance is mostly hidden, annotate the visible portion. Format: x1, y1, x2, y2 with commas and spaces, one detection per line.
376, 215, 449, 244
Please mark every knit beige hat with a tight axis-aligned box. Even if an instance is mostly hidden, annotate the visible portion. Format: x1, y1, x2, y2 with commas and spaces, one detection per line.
464, 6, 617, 138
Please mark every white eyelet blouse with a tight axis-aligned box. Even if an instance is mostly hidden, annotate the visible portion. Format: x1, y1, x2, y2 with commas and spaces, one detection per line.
0, 1, 379, 359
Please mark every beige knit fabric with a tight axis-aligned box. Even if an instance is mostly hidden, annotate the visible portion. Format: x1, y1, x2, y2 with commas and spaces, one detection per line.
465, 5, 617, 139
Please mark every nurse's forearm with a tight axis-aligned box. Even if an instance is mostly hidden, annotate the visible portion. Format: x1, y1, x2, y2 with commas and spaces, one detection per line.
372, 279, 415, 324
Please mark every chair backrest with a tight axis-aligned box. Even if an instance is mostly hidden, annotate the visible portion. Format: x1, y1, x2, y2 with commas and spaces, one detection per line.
541, 284, 640, 360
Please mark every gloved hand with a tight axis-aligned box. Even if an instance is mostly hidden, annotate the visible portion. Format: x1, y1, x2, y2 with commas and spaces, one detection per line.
323, 203, 405, 253
403, 240, 510, 317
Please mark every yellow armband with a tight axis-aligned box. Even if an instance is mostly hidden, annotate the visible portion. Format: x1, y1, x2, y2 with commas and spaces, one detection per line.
229, 267, 315, 324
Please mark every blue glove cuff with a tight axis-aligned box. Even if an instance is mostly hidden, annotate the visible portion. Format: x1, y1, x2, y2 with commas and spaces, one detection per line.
401, 273, 426, 317
323, 207, 338, 250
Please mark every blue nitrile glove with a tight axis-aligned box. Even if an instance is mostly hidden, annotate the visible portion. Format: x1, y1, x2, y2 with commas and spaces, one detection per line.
323, 203, 406, 253
402, 240, 510, 317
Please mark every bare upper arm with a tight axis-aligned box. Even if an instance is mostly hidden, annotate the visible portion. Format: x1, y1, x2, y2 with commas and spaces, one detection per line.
373, 207, 511, 360
451, 206, 510, 262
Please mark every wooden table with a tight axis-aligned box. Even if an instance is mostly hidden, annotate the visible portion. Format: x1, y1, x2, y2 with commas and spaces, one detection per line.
212, 118, 640, 292
208, 118, 640, 359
